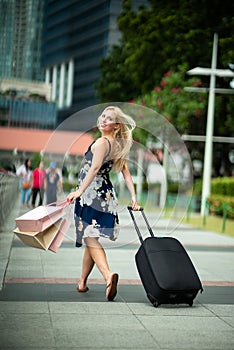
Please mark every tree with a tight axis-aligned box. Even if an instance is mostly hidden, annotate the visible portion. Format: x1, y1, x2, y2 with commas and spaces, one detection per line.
135, 65, 207, 135
95, 44, 138, 102
96, 0, 234, 100
95, 0, 234, 175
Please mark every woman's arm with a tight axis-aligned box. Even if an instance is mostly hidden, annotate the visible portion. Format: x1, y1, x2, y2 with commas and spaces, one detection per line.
67, 138, 109, 203
121, 163, 140, 210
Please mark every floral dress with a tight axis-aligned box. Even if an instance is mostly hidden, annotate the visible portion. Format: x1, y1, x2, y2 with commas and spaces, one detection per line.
74, 138, 119, 247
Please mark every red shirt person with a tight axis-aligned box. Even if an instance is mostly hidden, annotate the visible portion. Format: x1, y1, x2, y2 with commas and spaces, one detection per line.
31, 161, 46, 207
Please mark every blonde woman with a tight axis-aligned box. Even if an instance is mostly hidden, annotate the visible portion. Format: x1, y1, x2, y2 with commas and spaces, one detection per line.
67, 106, 140, 301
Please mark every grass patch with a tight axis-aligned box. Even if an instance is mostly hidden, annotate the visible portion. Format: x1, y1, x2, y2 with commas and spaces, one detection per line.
182, 215, 234, 238
119, 196, 234, 238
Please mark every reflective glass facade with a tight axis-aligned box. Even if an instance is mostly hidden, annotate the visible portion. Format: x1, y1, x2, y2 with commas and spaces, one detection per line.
0, 0, 45, 81
42, 0, 148, 124
0, 97, 56, 129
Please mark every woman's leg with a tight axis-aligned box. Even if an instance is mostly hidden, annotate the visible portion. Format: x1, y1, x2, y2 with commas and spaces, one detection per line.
31, 188, 37, 207
26, 188, 31, 205
21, 188, 26, 205
39, 188, 44, 206
84, 237, 118, 300
84, 237, 111, 282
78, 245, 95, 290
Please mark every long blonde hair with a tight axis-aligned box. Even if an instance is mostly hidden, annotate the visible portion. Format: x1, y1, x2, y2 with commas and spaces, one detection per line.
98, 106, 136, 172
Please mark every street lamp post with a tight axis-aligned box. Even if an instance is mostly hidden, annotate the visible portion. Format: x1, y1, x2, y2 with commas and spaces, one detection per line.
187, 33, 234, 216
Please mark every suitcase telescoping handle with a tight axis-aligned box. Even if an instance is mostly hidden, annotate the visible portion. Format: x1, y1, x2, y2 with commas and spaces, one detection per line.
127, 206, 154, 244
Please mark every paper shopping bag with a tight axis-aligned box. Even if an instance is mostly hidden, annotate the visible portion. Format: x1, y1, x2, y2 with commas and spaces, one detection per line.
48, 217, 71, 253
14, 218, 64, 250
15, 203, 66, 232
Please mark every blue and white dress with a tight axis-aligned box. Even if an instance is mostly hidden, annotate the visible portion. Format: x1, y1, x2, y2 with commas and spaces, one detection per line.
74, 138, 119, 247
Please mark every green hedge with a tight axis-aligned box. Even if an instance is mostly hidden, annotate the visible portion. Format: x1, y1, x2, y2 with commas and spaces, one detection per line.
207, 195, 234, 219
211, 177, 234, 196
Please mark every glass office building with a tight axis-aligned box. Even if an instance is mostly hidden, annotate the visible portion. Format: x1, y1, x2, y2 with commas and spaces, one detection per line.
42, 0, 148, 124
0, 0, 45, 81
0, 0, 56, 130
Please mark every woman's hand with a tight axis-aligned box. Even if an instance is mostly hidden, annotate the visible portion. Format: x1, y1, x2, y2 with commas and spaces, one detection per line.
131, 196, 141, 211
66, 190, 81, 204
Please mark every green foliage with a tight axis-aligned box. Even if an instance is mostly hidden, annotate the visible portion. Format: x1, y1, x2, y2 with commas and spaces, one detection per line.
95, 0, 234, 176
192, 179, 203, 195
207, 195, 234, 219
95, 0, 234, 138
135, 65, 207, 134
201, 177, 234, 218
95, 44, 139, 102
31, 153, 42, 169
97, 0, 234, 100
211, 177, 234, 196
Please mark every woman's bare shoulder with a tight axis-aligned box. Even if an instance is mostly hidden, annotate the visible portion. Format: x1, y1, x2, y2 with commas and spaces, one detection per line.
91, 137, 109, 153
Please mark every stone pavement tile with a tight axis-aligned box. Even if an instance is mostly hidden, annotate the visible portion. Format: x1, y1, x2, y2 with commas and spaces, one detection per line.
7, 245, 42, 261
5, 247, 44, 279
205, 304, 234, 316
0, 348, 56, 350
0, 301, 49, 313
127, 302, 215, 316
48, 301, 133, 315
147, 329, 234, 350
184, 251, 234, 281
0, 313, 55, 348
51, 313, 159, 349
138, 314, 233, 332
221, 317, 234, 328
189, 251, 234, 281
137, 315, 234, 350
5, 263, 44, 279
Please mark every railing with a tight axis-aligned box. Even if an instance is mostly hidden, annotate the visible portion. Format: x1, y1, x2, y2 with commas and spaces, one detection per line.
0, 172, 19, 229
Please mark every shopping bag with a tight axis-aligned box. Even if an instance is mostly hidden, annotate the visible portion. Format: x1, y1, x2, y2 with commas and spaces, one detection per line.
14, 218, 65, 250
48, 217, 71, 253
15, 200, 68, 232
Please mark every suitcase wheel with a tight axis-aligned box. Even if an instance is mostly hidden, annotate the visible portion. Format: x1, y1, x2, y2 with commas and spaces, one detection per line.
153, 301, 160, 308
188, 301, 193, 307
147, 294, 160, 307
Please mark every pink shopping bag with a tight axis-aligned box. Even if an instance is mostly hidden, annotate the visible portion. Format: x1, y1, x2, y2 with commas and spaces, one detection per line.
14, 218, 66, 250
48, 217, 71, 253
15, 200, 68, 232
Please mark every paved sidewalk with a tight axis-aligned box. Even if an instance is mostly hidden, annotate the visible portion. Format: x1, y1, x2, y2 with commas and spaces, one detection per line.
0, 198, 234, 349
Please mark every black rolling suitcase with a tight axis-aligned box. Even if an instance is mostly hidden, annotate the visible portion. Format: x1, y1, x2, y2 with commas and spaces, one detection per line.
128, 207, 203, 307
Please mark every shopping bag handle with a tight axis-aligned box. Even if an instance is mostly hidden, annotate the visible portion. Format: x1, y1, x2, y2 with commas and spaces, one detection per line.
47, 199, 70, 208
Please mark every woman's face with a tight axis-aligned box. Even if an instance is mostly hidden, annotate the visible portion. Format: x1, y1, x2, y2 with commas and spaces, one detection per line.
98, 109, 118, 133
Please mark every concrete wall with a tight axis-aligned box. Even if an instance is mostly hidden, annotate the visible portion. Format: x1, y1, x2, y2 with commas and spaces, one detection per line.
0, 172, 19, 229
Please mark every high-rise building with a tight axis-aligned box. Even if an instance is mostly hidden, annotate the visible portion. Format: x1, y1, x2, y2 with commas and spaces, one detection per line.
0, 0, 56, 130
0, 0, 45, 81
42, 0, 148, 125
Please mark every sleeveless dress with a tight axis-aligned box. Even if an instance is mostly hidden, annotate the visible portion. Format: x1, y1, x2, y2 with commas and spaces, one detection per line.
74, 138, 119, 247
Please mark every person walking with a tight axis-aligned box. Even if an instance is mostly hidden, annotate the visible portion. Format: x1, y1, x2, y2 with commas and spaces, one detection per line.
31, 161, 46, 208
45, 162, 62, 204
16, 158, 33, 207
67, 106, 140, 301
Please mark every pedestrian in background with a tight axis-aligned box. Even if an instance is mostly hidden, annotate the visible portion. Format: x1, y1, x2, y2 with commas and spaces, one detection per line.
16, 158, 33, 207
31, 161, 46, 208
45, 162, 63, 204
67, 106, 140, 302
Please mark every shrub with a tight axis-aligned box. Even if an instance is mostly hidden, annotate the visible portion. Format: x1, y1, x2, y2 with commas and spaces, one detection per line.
207, 195, 234, 219
211, 177, 234, 196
